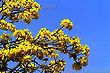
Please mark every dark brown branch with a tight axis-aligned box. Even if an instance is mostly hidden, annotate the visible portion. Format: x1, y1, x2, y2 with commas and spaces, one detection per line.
52, 26, 64, 36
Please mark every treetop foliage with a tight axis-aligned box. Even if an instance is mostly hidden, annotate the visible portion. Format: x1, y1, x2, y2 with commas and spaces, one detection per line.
0, 0, 90, 73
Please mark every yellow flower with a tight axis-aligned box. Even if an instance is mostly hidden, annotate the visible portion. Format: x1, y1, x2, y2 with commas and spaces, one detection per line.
21, 64, 25, 68
0, 20, 7, 25
20, 55, 31, 63
60, 18, 73, 30
81, 45, 90, 56
50, 60, 55, 64
0, 71, 7, 73
13, 30, 25, 38
38, 47, 43, 51
0, 20, 9, 30
8, 23, 16, 32
1, 33, 11, 42
0, 8, 2, 11
3, 49, 10, 57
78, 56, 88, 66
55, 54, 59, 58
32, 2, 41, 10
27, 63, 37, 72
2, 9, 10, 15
50, 35, 57, 40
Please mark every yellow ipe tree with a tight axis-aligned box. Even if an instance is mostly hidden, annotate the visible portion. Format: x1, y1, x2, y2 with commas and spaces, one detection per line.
0, 0, 90, 73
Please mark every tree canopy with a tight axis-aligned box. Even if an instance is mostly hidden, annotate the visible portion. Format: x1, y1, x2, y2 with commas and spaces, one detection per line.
0, 0, 90, 73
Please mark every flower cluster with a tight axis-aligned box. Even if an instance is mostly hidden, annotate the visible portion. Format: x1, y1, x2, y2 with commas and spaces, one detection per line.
0, 0, 90, 72
35, 27, 90, 71
0, 38, 60, 72
0, 32, 11, 43
27, 63, 37, 72
0, 24, 89, 72
13, 29, 33, 42
19, 55, 32, 63
38, 28, 51, 40
0, 0, 40, 24
72, 56, 88, 70
20, 63, 37, 72
60, 18, 73, 30
69, 37, 90, 56
45, 59, 66, 73
0, 41, 35, 59
67, 37, 90, 70
0, 20, 16, 32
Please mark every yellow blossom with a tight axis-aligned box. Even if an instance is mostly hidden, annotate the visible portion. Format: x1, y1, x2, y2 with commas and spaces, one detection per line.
60, 18, 73, 30
50, 60, 55, 64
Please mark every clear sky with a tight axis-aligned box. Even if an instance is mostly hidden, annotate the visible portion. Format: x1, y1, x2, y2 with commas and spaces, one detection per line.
1, 0, 110, 73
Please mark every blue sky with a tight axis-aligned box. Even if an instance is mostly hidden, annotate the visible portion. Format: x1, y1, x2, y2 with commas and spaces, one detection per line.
1, 0, 110, 73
